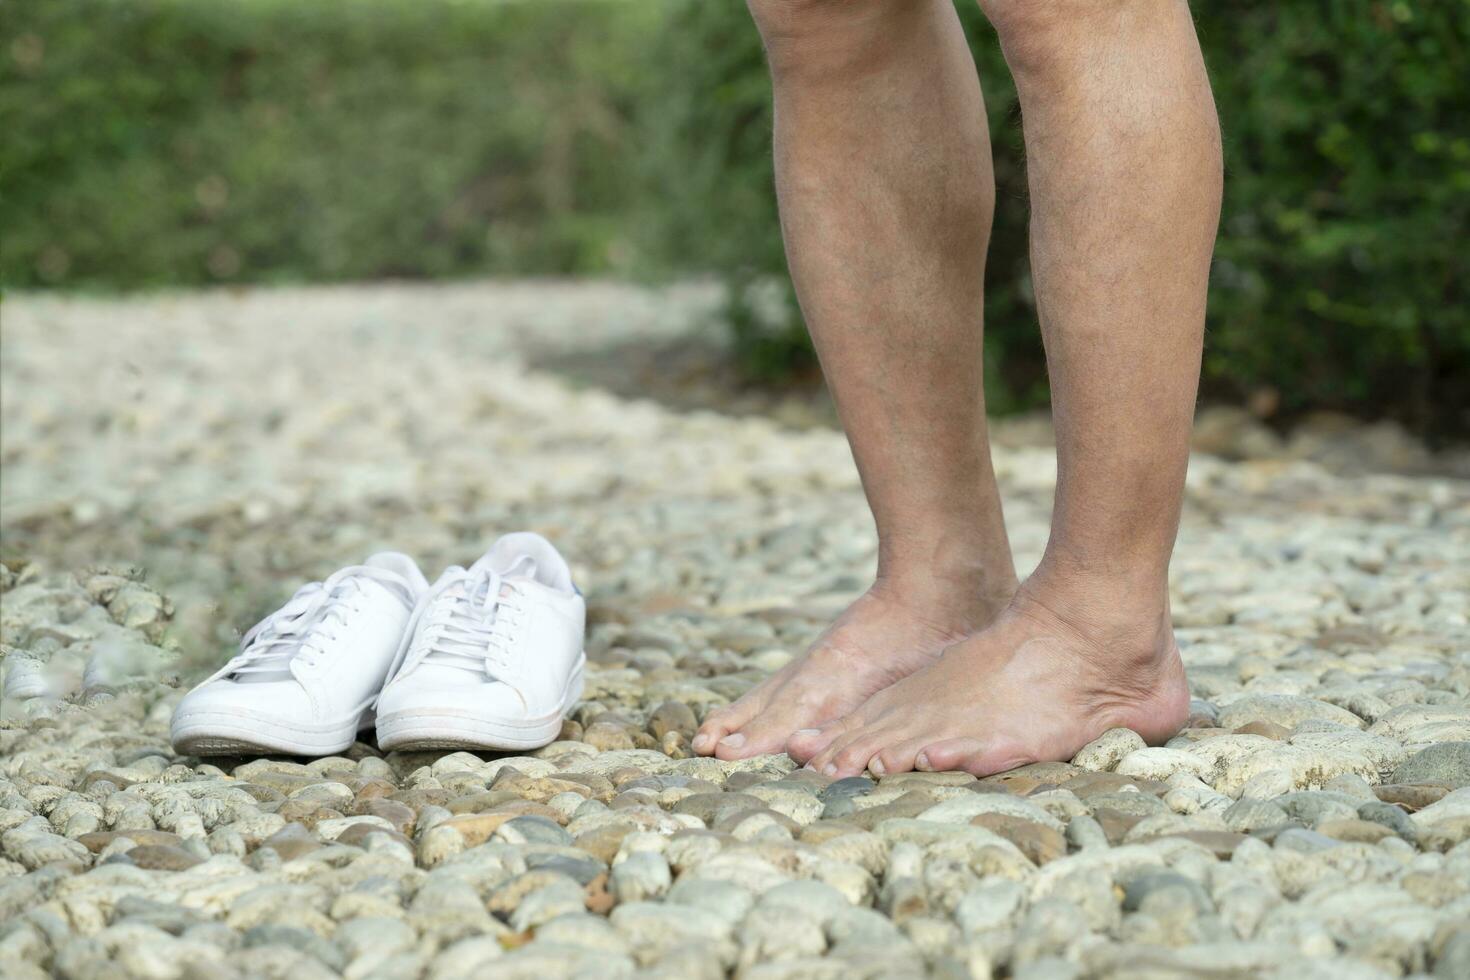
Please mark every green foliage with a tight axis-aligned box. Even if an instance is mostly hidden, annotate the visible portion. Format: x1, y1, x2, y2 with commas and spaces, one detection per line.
3, 0, 660, 287
1203, 2, 1470, 435
5, 0, 1468, 433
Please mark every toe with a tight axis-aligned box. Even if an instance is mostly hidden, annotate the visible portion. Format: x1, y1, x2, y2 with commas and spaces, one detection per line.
693, 697, 761, 757
830, 730, 894, 778
872, 735, 931, 777
786, 714, 856, 765
809, 726, 890, 778
916, 737, 1021, 776
806, 737, 848, 776
717, 702, 819, 760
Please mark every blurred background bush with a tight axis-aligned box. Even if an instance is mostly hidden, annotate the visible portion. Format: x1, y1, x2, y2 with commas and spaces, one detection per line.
5, 0, 1467, 436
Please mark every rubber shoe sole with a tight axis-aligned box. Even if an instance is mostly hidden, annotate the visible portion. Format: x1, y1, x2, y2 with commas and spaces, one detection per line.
170, 706, 372, 757
374, 655, 585, 752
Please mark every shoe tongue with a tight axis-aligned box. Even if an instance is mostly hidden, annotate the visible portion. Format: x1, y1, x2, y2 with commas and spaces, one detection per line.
469, 552, 537, 582
455, 556, 537, 603
358, 559, 420, 608
505, 554, 536, 577
445, 574, 495, 606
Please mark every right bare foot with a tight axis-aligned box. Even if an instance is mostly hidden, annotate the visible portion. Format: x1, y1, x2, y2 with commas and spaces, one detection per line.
691, 583, 1011, 760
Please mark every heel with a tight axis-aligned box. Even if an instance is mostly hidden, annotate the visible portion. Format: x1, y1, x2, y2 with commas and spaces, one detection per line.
564, 655, 586, 715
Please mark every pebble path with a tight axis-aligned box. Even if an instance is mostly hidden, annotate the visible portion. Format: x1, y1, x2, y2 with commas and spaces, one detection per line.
3, 283, 1468, 978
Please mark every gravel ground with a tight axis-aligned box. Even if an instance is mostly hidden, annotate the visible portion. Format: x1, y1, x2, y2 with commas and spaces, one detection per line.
2, 282, 1469, 979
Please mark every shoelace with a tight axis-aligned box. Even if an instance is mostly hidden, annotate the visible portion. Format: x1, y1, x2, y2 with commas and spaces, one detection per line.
380, 565, 527, 691
223, 565, 416, 680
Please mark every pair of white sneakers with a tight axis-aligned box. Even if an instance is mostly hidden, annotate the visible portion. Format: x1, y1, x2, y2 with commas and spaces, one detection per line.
170, 533, 585, 757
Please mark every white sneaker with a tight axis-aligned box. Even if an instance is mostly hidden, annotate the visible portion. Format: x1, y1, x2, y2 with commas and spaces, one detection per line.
171, 553, 429, 756
375, 532, 586, 752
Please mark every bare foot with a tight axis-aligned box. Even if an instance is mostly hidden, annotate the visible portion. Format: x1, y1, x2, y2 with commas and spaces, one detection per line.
691, 583, 1011, 760
785, 578, 1190, 778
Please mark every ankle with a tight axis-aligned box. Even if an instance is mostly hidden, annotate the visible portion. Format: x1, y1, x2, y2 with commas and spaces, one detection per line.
871, 564, 1017, 634
1012, 559, 1174, 662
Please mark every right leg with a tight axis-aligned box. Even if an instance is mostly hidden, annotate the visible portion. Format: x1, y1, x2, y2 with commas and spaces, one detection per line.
694, 0, 1016, 760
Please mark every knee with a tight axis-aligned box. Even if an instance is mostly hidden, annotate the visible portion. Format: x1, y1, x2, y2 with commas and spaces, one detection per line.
746, 0, 915, 83
977, 0, 1149, 77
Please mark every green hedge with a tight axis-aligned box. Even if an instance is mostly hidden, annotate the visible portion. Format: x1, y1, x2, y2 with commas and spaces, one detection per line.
3, 0, 658, 286
5, 0, 1469, 435
1204, 3, 1469, 435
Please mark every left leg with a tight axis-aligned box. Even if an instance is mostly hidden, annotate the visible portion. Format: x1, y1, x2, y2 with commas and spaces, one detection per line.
789, 0, 1221, 777
692, 0, 1018, 762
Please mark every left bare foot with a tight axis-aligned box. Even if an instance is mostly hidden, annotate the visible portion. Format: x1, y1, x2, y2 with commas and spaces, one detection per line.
691, 581, 1008, 761
785, 577, 1189, 778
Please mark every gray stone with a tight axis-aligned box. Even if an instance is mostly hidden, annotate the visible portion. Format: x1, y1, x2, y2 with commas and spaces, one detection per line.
111, 895, 209, 936
1323, 773, 1377, 800
1218, 695, 1367, 731
1120, 870, 1213, 916
126, 844, 204, 871
240, 925, 346, 971
917, 793, 1064, 832
1223, 799, 1293, 834
1065, 815, 1109, 852
1435, 928, 1470, 980
426, 937, 504, 978
1072, 729, 1147, 773
489, 942, 634, 978
1356, 800, 1418, 841
736, 904, 827, 968
819, 777, 877, 805
335, 916, 416, 967
1272, 828, 1341, 854
535, 912, 632, 957
1394, 742, 1470, 788
510, 878, 588, 933
610, 902, 735, 968
828, 905, 905, 947
1012, 898, 1092, 964
664, 877, 756, 925
757, 879, 852, 923
610, 851, 672, 903
1275, 791, 1362, 825
821, 797, 858, 820
953, 879, 1025, 934
495, 814, 574, 847
525, 852, 605, 885
1086, 792, 1171, 819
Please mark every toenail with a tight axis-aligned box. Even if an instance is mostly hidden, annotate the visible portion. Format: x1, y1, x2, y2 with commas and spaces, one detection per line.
793, 729, 820, 736
719, 733, 745, 748
822, 763, 838, 776
869, 758, 886, 776
915, 751, 931, 771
